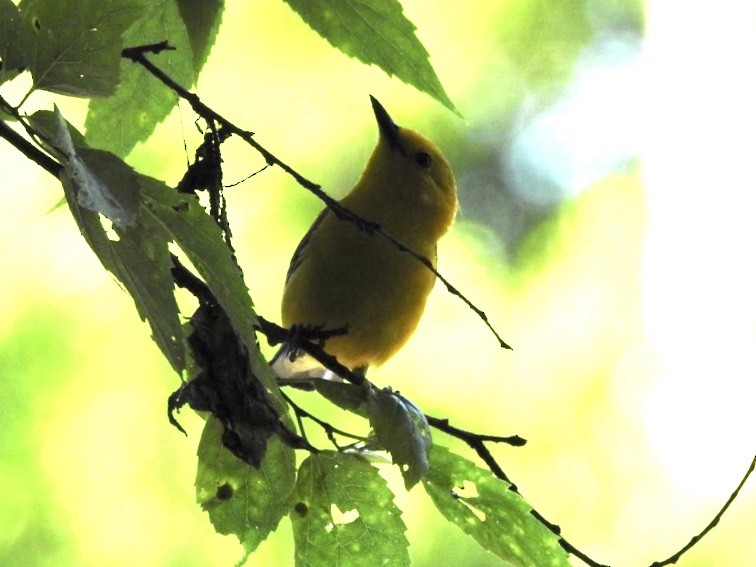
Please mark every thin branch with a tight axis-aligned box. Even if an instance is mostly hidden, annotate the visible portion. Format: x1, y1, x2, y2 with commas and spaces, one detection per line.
425, 415, 526, 447
280, 391, 370, 450
224, 163, 270, 188
289, 397, 310, 445
121, 42, 176, 57
428, 415, 610, 566
121, 43, 512, 350
0, 117, 62, 177
257, 316, 365, 386
649, 453, 756, 567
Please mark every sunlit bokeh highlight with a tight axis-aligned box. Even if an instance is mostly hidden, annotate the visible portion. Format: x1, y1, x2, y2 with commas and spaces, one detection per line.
1, 1, 754, 566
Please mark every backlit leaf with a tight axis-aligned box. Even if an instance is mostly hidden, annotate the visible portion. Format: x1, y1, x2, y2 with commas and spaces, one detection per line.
423, 446, 571, 567
196, 417, 296, 558
176, 0, 224, 73
85, 0, 195, 156
290, 452, 410, 567
283, 0, 459, 115
139, 179, 287, 413
19, 0, 142, 96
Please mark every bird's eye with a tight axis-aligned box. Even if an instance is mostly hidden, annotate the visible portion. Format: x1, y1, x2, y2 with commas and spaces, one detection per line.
415, 151, 432, 168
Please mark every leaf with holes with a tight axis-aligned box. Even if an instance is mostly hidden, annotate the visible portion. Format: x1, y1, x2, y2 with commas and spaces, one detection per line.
196, 417, 296, 559
19, 0, 142, 96
34, 108, 185, 373
283, 0, 459, 115
422, 446, 571, 567
290, 452, 410, 567
367, 386, 431, 489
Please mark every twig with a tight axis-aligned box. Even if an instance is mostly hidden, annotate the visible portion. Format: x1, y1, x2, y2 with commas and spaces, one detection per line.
224, 163, 270, 188
121, 43, 512, 350
420, 414, 610, 566
257, 316, 365, 386
280, 391, 370, 450
426, 415, 526, 447
0, 117, 62, 177
649, 453, 756, 567
427, 415, 521, 486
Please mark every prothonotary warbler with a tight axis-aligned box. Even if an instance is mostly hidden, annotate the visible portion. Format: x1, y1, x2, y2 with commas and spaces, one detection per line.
271, 96, 458, 380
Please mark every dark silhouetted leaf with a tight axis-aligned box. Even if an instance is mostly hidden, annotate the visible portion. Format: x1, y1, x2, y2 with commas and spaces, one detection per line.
168, 294, 282, 468
367, 386, 431, 489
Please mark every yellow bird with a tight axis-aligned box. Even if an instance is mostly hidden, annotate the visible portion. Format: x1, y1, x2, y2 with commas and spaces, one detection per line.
272, 96, 458, 379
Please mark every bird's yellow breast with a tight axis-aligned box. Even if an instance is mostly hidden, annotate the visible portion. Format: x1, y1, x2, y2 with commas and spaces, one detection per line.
281, 209, 437, 369
280, 100, 457, 373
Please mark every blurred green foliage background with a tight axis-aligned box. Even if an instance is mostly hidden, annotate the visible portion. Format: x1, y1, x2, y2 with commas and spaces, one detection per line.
1, 1, 754, 566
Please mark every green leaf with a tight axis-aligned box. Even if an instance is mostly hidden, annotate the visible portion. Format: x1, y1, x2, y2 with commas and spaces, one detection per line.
85, 0, 195, 156
28, 107, 88, 146
0, 0, 34, 86
139, 180, 287, 414
283, 0, 459, 116
367, 386, 431, 489
46, 106, 140, 228
19, 0, 142, 97
196, 416, 296, 558
176, 0, 224, 74
32, 109, 185, 373
290, 452, 410, 567
313, 378, 369, 417
422, 446, 571, 567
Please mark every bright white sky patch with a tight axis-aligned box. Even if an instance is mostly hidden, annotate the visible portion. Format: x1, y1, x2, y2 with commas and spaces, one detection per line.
642, 0, 756, 491
506, 33, 643, 205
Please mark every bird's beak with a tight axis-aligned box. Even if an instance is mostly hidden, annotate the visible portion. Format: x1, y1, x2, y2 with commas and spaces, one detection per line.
370, 95, 401, 151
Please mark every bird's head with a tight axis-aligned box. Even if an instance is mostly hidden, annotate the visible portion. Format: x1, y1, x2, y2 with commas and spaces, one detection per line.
350, 97, 458, 240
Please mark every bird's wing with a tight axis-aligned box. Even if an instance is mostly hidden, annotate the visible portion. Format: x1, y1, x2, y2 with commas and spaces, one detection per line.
285, 208, 329, 283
